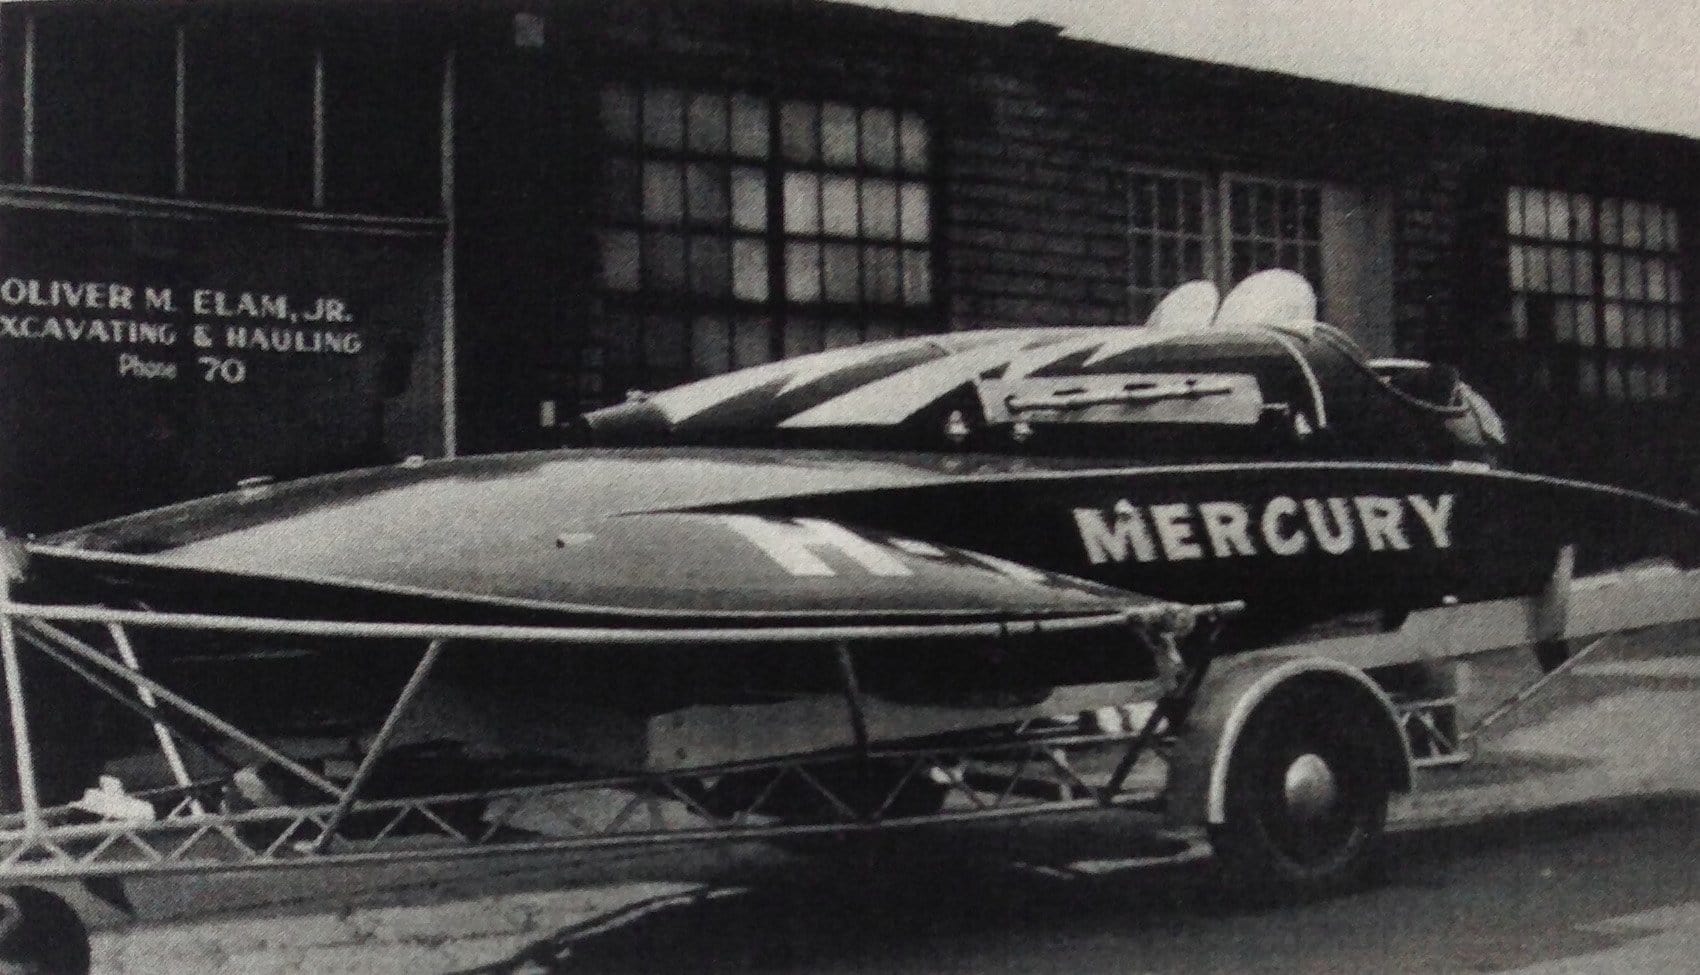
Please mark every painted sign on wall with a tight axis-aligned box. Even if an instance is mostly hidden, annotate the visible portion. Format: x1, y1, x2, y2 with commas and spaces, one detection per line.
0, 198, 445, 533
0, 276, 364, 385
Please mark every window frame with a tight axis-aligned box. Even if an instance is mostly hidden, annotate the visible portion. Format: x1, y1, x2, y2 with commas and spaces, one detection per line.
773, 97, 933, 311
1219, 171, 1324, 291
1125, 165, 1326, 323
6, 9, 446, 216
1506, 186, 1685, 403
594, 81, 940, 389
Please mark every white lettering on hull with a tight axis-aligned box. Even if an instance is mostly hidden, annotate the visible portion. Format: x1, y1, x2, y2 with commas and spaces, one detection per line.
1075, 493, 1456, 564
722, 516, 912, 577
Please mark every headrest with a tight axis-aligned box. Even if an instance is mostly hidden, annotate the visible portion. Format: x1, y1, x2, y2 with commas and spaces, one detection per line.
1214, 269, 1318, 328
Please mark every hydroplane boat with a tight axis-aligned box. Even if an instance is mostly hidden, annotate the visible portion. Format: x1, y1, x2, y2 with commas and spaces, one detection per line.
3, 271, 1696, 915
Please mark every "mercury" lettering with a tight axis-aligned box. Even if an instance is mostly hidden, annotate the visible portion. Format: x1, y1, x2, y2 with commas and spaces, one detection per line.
1073, 492, 1457, 564
1074, 501, 1159, 565
1408, 493, 1455, 549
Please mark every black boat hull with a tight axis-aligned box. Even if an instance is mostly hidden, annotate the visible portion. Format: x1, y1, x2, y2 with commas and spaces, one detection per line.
20, 451, 1700, 736
712, 458, 1700, 647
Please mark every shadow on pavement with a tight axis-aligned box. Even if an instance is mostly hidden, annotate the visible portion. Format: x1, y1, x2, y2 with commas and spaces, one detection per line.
454, 793, 1700, 974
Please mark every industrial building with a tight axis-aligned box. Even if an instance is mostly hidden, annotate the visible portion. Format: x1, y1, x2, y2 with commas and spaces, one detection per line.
1, 0, 1695, 531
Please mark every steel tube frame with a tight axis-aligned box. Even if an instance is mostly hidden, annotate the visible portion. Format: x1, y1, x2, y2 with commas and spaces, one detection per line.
0, 594, 1230, 884
0, 791, 1182, 882
5, 598, 1222, 645
0, 577, 43, 834
1459, 633, 1614, 745
108, 623, 199, 807
833, 642, 870, 756
14, 627, 239, 783
21, 620, 341, 799
312, 639, 447, 853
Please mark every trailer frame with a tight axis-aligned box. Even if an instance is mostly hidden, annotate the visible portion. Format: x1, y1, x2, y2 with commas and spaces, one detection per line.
0, 586, 1241, 883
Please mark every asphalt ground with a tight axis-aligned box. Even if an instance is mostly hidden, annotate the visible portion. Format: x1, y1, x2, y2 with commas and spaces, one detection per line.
77, 624, 1700, 973
444, 796, 1700, 974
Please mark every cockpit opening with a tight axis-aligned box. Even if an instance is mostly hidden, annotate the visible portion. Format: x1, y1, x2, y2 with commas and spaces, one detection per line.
1369, 358, 1464, 408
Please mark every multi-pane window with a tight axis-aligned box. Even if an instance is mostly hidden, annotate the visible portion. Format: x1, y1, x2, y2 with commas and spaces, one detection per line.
31, 12, 177, 196
598, 84, 934, 389
777, 100, 932, 308
1225, 176, 1323, 287
185, 21, 315, 208
1508, 187, 1684, 401
9, 10, 443, 215
1127, 170, 1213, 320
1128, 169, 1323, 322
599, 87, 772, 299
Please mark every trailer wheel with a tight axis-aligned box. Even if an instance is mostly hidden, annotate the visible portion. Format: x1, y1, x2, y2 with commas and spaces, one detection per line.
1209, 680, 1390, 901
0, 887, 90, 975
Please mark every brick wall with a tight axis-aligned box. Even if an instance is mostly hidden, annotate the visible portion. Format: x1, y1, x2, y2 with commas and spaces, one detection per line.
1390, 133, 1489, 361
945, 65, 1129, 328
505, 0, 1700, 494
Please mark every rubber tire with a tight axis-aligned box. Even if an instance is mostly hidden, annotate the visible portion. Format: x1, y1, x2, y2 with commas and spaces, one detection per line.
1209, 680, 1391, 902
0, 887, 90, 975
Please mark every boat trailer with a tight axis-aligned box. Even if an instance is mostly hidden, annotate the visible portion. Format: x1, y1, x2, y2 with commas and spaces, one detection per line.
0, 557, 1696, 971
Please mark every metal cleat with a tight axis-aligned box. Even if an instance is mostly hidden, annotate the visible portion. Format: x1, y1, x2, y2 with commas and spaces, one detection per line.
69, 776, 156, 823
